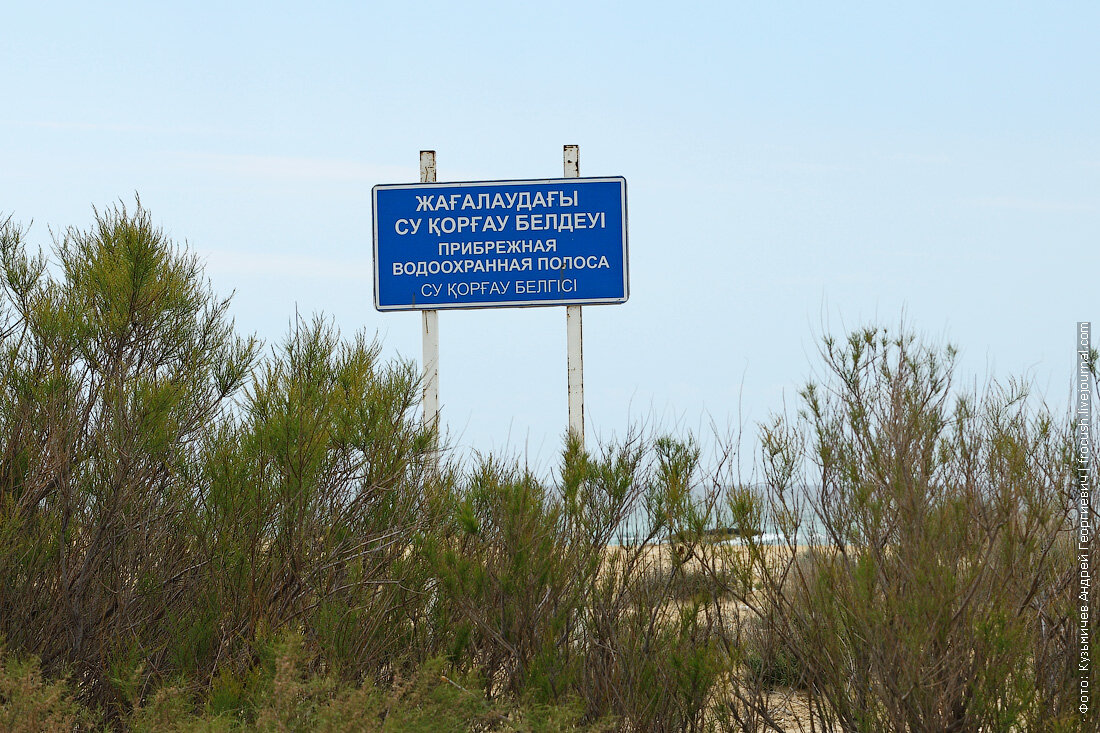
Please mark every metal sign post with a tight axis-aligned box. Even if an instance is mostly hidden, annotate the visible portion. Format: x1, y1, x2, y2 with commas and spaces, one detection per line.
420, 151, 439, 430
564, 145, 583, 446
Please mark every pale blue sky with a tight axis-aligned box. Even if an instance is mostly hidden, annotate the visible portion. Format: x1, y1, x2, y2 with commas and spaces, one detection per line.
3, 2, 1097, 467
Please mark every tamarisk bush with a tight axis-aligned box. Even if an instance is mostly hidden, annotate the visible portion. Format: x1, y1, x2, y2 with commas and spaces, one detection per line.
2, 204, 1094, 731
732, 327, 1097, 731
0, 205, 258, 710
0, 205, 437, 719
422, 433, 730, 732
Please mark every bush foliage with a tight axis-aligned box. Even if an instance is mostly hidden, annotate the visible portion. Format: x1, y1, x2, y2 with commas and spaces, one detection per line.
0, 205, 1095, 730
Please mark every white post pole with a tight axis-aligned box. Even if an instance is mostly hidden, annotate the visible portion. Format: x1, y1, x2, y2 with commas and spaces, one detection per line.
564, 144, 584, 446
420, 151, 440, 431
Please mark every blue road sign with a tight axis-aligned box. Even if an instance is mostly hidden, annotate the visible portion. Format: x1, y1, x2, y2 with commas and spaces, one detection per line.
372, 177, 628, 310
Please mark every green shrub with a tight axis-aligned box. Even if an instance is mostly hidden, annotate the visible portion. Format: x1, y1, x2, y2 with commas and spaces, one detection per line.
4, 205, 1093, 731
0, 205, 437, 723
748, 326, 1096, 731
0, 641, 87, 732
